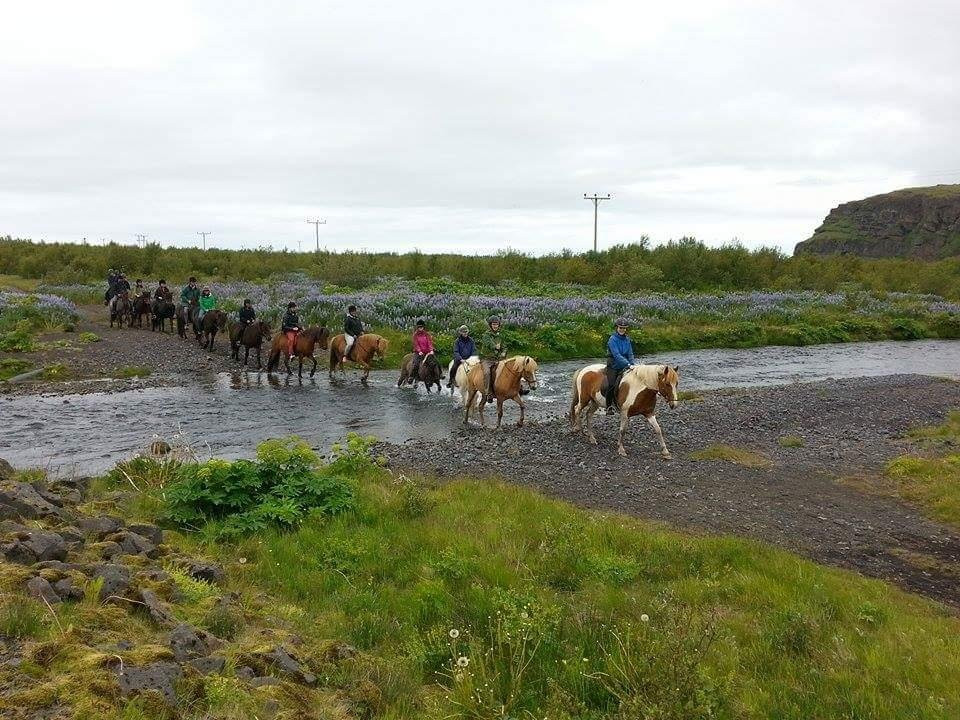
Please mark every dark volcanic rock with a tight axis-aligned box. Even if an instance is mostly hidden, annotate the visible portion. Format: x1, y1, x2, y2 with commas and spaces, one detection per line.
0, 482, 71, 521
128, 523, 163, 545
186, 561, 225, 585
168, 623, 222, 661
92, 563, 131, 601
0, 458, 14, 482
139, 589, 176, 626
26, 576, 61, 604
52, 577, 85, 601
252, 646, 316, 685
77, 515, 125, 538
795, 184, 960, 259
115, 662, 182, 706
188, 655, 226, 675
107, 530, 159, 558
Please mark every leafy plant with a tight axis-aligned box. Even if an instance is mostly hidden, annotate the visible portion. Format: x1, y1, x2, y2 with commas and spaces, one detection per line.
164, 436, 356, 539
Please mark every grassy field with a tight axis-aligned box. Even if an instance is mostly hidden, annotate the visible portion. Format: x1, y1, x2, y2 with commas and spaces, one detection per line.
5, 438, 960, 719
886, 411, 960, 529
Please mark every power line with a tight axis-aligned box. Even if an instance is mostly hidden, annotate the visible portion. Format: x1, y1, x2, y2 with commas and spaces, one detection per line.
583, 193, 611, 252
197, 231, 211, 251
307, 218, 326, 252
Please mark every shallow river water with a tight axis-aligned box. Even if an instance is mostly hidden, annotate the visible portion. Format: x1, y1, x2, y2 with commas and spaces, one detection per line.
2, 339, 958, 474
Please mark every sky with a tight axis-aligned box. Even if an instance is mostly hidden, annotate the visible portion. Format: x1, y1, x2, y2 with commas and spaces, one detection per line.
2, 0, 959, 256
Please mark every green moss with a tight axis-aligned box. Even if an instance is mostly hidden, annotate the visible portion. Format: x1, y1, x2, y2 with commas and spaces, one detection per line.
690, 444, 773, 467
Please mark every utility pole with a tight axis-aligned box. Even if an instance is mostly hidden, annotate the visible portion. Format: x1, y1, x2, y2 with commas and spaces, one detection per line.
307, 218, 326, 252
583, 193, 611, 252
135, 234, 147, 248
197, 231, 211, 250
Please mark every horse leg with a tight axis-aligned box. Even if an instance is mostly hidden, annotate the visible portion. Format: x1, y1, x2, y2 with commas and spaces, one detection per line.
256, 346, 263, 370
516, 396, 525, 428
584, 404, 599, 445
645, 413, 671, 459
310, 355, 317, 377
298, 356, 304, 379
617, 410, 631, 458
496, 398, 504, 429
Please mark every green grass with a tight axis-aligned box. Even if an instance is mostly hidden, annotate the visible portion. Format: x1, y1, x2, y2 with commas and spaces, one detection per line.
0, 358, 31, 381
10, 442, 960, 718
885, 411, 960, 529
109, 365, 152, 379
77, 331, 100, 343
690, 444, 774, 468
778, 435, 805, 448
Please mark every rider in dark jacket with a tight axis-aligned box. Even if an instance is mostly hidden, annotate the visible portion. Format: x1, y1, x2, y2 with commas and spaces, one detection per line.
605, 317, 636, 412
238, 299, 256, 325
344, 305, 363, 360
448, 325, 476, 388
154, 280, 172, 302
282, 302, 302, 359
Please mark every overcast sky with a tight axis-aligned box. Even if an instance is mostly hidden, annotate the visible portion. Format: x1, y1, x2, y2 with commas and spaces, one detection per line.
3, 1, 959, 255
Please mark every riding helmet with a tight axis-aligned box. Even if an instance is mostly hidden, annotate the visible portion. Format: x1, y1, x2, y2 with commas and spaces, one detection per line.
458, 324, 469, 333
243, 298, 252, 305
615, 317, 630, 328
487, 315, 501, 326
189, 276, 197, 282
416, 319, 426, 328
287, 302, 296, 309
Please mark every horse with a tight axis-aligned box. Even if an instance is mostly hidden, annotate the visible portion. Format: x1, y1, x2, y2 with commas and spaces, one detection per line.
266, 326, 331, 378
451, 355, 484, 414
461, 355, 538, 428
229, 320, 272, 369
569, 363, 680, 459
151, 299, 175, 333
397, 352, 444, 392
196, 309, 228, 351
176, 300, 198, 339
110, 291, 132, 328
131, 292, 153, 329
328, 333, 389, 384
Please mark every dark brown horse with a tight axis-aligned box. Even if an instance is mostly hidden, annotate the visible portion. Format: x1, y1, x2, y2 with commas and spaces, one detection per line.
397, 352, 444, 392
131, 292, 152, 329
196, 309, 228, 351
229, 320, 272, 369
266, 326, 331, 378
110, 291, 132, 328
151, 299, 175, 333
176, 299, 198, 339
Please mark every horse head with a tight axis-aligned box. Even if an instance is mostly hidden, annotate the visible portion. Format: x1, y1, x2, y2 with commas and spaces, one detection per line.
374, 336, 389, 361
518, 356, 538, 390
257, 321, 272, 341
657, 365, 680, 409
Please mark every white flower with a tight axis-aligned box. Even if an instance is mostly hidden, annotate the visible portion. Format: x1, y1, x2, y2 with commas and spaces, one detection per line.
448, 629, 460, 639
640, 614, 649, 622
238, 557, 248, 564
456, 656, 469, 668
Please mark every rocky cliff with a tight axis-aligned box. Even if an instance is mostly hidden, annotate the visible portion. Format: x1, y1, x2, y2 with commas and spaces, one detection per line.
794, 185, 960, 259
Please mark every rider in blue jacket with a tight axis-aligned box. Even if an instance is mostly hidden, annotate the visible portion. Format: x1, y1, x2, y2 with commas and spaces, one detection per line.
605, 317, 636, 411
448, 325, 477, 388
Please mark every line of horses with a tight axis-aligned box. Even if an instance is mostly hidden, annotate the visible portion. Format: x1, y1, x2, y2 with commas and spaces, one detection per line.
107, 293, 682, 458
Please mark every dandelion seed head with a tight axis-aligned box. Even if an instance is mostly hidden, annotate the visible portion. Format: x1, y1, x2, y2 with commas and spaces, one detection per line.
449, 628, 460, 639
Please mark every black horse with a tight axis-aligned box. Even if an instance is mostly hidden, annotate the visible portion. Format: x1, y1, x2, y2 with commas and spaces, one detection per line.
229, 320, 272, 369
152, 299, 176, 333
397, 352, 444, 393
110, 291, 132, 328
193, 309, 228, 351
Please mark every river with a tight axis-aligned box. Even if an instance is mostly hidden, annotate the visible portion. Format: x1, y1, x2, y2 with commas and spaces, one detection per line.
2, 338, 958, 474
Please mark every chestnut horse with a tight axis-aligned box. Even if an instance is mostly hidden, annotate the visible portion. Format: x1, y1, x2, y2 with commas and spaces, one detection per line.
266, 326, 330, 378
461, 355, 538, 428
328, 333, 388, 384
229, 320, 272, 369
569, 363, 680, 458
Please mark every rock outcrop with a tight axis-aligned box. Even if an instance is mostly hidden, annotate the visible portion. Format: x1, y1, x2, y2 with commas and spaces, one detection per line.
795, 185, 960, 259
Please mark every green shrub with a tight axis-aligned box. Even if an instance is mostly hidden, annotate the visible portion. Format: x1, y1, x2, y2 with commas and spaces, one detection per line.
164, 436, 356, 539
0, 326, 35, 352
78, 331, 100, 343
0, 358, 31, 380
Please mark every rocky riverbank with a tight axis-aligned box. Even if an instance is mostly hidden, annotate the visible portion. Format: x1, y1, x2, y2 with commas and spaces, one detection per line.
382, 373, 960, 606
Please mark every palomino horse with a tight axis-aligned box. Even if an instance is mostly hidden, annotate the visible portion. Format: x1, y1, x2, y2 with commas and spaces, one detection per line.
461, 355, 538, 428
152, 299, 175, 333
110, 291, 132, 328
195, 309, 228, 351
229, 320, 272, 369
266, 326, 330, 378
328, 333, 388, 383
569, 364, 680, 459
131, 292, 152, 329
397, 352, 444, 392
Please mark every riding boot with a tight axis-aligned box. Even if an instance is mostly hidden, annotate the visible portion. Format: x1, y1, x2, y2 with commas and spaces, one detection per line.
605, 366, 619, 414
486, 363, 497, 403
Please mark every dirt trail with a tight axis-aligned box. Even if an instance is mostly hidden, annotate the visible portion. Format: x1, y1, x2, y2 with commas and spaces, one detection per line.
383, 374, 960, 607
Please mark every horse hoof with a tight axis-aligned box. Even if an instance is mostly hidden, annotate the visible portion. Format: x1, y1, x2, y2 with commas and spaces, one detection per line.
617, 448, 627, 458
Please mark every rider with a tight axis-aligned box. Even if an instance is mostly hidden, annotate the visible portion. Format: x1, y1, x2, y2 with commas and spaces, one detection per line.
480, 315, 507, 402
133, 278, 147, 298
153, 279, 172, 307
448, 324, 476, 389
410, 319, 435, 380
343, 305, 363, 361
180, 277, 201, 323
238, 299, 256, 326
605, 317, 637, 414
105, 268, 118, 305
109, 273, 131, 312
281, 302, 302, 360
197, 286, 216, 323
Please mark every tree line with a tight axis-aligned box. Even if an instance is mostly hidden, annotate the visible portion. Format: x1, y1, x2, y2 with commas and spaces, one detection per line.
2, 235, 958, 298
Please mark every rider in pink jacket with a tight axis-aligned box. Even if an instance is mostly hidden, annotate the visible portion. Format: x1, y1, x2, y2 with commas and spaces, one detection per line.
411, 320, 434, 378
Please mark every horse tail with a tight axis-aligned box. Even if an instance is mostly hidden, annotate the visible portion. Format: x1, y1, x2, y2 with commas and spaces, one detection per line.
329, 343, 338, 369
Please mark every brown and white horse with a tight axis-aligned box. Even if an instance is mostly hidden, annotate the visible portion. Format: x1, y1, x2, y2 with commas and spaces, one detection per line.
569, 363, 680, 458
461, 355, 538, 428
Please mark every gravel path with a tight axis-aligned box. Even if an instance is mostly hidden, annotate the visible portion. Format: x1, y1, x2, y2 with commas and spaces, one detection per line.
382, 374, 960, 607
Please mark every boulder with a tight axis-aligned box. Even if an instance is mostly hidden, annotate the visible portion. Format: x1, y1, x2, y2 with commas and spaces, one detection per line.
57, 526, 85, 546
0, 459, 14, 482
26, 576, 61, 604
186, 561, 226, 586
1, 540, 37, 565
52, 577, 85, 601
77, 516, 125, 538
128, 523, 164, 545
188, 656, 226, 675
139, 589, 176, 627
20, 530, 67, 562
250, 646, 316, 685
91, 541, 123, 560
249, 676, 281, 688
91, 563, 131, 601
114, 662, 182, 706
168, 623, 222, 661
0, 482, 71, 521
107, 531, 158, 559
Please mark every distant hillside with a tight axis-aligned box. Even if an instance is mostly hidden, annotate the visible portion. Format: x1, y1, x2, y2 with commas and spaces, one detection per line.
795, 185, 960, 259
